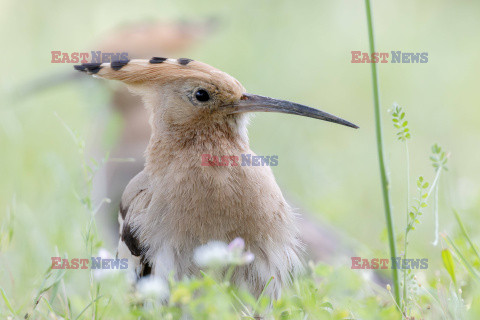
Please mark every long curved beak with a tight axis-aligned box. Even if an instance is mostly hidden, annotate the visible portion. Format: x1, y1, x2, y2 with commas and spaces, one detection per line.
223, 93, 359, 129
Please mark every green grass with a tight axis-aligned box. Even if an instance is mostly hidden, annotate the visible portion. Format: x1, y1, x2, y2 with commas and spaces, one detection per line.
2, 0, 480, 319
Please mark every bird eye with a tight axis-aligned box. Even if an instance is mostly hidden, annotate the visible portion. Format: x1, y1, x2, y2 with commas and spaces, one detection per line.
195, 89, 210, 102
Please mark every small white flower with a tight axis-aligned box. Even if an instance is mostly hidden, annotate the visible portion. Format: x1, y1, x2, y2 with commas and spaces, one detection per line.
194, 241, 230, 267
194, 238, 255, 268
228, 238, 254, 265
228, 237, 245, 252
137, 276, 169, 301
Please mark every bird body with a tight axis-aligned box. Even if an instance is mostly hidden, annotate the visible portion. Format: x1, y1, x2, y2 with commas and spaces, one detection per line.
118, 141, 302, 298
75, 57, 357, 299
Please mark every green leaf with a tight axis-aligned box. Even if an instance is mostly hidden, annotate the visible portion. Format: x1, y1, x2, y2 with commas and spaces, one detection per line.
0, 287, 16, 316
441, 249, 456, 286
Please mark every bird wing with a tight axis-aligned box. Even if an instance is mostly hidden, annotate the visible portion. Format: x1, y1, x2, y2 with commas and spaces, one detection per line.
116, 170, 153, 278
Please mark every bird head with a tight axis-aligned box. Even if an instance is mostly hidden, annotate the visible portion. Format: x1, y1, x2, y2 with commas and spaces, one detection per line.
75, 58, 358, 144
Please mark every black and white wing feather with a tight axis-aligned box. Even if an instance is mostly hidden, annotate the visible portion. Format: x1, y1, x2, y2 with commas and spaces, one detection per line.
117, 171, 153, 278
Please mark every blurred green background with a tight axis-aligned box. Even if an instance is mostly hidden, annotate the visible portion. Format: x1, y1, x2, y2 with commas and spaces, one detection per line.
1, 0, 480, 316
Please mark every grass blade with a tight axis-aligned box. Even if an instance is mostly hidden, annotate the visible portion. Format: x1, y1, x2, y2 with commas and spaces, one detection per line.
364, 0, 400, 307
0, 287, 16, 316
453, 209, 480, 262
442, 234, 480, 283
74, 295, 104, 320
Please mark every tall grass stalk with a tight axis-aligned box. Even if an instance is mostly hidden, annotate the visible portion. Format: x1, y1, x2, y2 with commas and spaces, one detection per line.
364, 0, 400, 306
402, 142, 410, 308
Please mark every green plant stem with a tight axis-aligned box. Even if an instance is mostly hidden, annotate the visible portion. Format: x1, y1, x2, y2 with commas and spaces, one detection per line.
403, 167, 443, 312
364, 0, 401, 307
403, 142, 410, 309
426, 168, 442, 203
432, 180, 439, 245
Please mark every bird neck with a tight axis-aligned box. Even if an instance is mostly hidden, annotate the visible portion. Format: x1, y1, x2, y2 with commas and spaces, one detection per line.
144, 114, 251, 173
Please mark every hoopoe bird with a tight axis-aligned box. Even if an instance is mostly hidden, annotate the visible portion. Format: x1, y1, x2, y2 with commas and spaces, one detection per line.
74, 58, 358, 299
